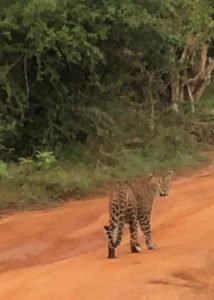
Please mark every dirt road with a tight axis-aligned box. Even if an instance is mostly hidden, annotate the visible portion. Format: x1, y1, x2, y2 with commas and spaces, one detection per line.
0, 163, 214, 300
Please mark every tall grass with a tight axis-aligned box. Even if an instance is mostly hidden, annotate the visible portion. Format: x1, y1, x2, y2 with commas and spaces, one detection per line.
0, 133, 209, 212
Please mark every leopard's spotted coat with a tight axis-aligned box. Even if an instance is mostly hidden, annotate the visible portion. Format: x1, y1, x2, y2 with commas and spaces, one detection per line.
104, 171, 173, 258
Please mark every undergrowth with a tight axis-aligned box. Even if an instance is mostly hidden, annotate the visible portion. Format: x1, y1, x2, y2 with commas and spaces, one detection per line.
0, 88, 213, 213
0, 131, 210, 212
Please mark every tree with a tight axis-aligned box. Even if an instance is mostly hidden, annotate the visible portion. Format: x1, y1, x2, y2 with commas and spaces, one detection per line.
0, 0, 213, 157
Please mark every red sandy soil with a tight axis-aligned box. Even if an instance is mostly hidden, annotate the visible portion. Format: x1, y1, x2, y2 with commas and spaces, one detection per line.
0, 160, 214, 299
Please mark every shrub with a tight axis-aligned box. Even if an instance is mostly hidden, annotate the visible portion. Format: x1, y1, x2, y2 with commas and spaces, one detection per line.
0, 160, 9, 179
36, 151, 56, 169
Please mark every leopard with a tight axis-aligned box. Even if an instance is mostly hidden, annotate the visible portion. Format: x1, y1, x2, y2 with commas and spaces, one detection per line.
104, 170, 173, 259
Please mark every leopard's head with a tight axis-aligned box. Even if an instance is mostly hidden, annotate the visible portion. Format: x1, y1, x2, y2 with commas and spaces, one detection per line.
149, 170, 174, 197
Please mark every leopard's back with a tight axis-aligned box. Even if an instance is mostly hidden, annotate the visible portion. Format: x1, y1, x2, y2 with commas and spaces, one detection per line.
109, 181, 137, 221
128, 177, 156, 212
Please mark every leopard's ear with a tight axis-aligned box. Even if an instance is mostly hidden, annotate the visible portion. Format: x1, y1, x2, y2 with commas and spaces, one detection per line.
168, 170, 173, 176
148, 172, 159, 184
148, 172, 155, 179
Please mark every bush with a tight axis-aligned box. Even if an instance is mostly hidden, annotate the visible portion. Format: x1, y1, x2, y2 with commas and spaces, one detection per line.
36, 151, 56, 169
0, 0, 213, 157
0, 160, 8, 179
0, 124, 210, 212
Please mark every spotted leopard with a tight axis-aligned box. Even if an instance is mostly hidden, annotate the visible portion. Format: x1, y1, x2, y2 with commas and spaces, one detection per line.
104, 170, 173, 258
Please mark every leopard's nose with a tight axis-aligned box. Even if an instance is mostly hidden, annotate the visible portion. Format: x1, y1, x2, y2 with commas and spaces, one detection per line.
160, 189, 167, 196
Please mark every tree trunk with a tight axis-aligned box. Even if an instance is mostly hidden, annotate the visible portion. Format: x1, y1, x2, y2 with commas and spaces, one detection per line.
170, 42, 214, 111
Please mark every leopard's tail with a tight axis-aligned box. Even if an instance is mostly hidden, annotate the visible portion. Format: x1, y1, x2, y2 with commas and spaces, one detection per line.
104, 183, 127, 248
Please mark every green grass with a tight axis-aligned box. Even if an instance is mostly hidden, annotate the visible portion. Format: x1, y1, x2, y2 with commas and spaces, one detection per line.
0, 148, 210, 212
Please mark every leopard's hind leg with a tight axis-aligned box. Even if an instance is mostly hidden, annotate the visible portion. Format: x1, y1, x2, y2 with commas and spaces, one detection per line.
139, 211, 157, 250
104, 192, 126, 258
129, 217, 141, 253
104, 221, 124, 258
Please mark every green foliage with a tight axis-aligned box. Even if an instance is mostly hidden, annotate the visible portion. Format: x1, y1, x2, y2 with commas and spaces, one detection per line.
18, 157, 34, 175
0, 160, 8, 179
35, 151, 56, 169
196, 82, 214, 115
17, 151, 56, 174
0, 0, 213, 157
0, 121, 15, 157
